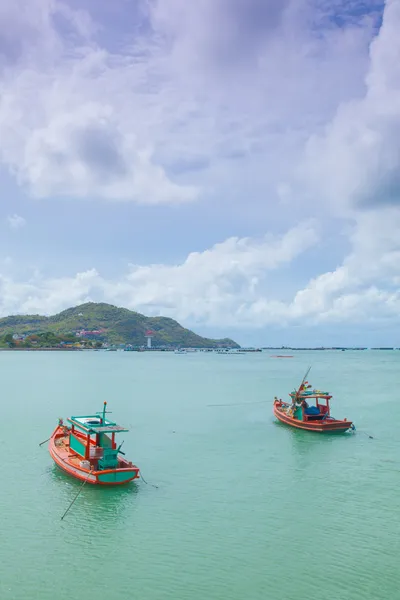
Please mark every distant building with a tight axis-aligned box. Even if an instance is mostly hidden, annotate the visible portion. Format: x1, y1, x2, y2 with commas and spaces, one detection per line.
75, 328, 106, 338
145, 330, 155, 349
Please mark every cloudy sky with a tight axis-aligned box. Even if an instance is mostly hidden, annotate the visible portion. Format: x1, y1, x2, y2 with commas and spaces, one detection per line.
1, 0, 399, 346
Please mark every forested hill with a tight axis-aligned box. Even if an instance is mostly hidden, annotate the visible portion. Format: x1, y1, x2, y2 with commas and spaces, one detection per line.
0, 302, 239, 348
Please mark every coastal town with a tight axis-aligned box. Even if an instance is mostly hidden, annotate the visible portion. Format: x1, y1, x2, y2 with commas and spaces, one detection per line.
1, 329, 398, 353
2, 330, 261, 352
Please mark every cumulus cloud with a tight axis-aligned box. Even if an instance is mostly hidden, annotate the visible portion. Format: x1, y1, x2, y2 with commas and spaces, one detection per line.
1, 213, 400, 329
0, 268, 101, 316
301, 0, 400, 213
7, 214, 26, 230
106, 221, 319, 323
248, 207, 400, 325
20, 102, 197, 203
0, 0, 379, 208
0, 1, 197, 204
0, 222, 318, 321
149, 0, 292, 75
0, 0, 399, 337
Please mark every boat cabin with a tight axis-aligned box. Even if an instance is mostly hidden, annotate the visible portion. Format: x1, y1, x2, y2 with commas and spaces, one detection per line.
66, 402, 128, 470
289, 391, 332, 422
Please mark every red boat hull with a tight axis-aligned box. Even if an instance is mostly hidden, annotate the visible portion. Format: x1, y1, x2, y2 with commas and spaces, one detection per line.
273, 402, 353, 433
49, 426, 140, 485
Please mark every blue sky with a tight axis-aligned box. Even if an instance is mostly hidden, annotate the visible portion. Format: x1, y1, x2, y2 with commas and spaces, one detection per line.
0, 0, 399, 346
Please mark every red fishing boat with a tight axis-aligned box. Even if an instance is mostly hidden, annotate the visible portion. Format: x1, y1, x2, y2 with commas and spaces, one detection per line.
48, 402, 140, 485
273, 368, 354, 434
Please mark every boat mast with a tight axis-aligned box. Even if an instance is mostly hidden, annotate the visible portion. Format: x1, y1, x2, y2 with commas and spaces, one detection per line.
102, 401, 107, 424
294, 366, 312, 402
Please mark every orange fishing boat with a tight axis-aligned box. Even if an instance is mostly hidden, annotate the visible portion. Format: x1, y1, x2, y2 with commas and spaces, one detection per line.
273, 368, 355, 434
49, 402, 140, 485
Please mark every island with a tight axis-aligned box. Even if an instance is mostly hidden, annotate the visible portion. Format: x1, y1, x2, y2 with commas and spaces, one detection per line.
0, 302, 240, 350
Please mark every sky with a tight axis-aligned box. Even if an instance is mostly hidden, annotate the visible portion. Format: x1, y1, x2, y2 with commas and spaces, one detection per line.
1, 0, 400, 346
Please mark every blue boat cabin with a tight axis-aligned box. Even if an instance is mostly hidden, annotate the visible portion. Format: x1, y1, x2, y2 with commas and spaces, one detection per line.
290, 392, 332, 422
67, 403, 128, 470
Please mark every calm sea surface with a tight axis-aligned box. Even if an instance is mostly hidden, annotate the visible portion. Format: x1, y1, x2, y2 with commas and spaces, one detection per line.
1, 350, 400, 600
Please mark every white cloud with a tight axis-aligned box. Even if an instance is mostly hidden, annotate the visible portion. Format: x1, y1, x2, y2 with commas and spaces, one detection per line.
7, 214, 26, 230
301, 0, 400, 214
0, 1, 197, 204
106, 220, 319, 323
0, 222, 318, 321
0, 213, 400, 330
0, 268, 100, 317
247, 208, 400, 325
0, 0, 378, 209
0, 0, 399, 337
21, 102, 197, 203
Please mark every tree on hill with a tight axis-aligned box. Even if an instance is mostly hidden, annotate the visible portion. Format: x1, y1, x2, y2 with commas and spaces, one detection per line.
3, 333, 15, 347
0, 303, 240, 349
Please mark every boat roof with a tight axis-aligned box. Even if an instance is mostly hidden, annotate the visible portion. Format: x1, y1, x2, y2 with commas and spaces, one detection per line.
67, 415, 129, 434
290, 390, 332, 399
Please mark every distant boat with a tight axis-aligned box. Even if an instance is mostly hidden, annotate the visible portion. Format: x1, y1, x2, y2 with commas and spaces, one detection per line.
174, 349, 187, 354
273, 368, 354, 434
48, 402, 140, 485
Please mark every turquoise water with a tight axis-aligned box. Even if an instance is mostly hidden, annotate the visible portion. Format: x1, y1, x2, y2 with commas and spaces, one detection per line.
1, 350, 400, 600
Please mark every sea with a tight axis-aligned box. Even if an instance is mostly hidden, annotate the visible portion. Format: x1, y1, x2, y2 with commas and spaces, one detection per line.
1, 349, 399, 600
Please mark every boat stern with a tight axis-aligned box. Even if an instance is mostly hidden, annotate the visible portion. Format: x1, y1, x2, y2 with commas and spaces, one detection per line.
95, 466, 140, 485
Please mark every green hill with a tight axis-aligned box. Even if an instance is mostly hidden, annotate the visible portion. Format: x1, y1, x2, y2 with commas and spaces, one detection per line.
0, 302, 239, 348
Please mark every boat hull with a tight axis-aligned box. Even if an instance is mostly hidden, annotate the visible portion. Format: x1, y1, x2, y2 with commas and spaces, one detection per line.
49, 426, 140, 485
273, 402, 353, 434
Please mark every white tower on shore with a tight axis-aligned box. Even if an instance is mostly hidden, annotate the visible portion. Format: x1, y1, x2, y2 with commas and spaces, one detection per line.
145, 330, 154, 349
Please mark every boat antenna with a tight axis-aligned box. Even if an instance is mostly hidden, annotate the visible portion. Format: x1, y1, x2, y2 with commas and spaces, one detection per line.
96, 401, 112, 423
117, 441, 125, 455
294, 366, 312, 402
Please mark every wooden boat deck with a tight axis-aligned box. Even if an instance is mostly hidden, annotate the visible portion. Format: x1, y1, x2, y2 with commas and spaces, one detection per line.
55, 433, 84, 467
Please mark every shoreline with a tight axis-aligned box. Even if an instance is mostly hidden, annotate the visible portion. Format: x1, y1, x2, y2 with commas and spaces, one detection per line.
0, 347, 83, 351
0, 347, 399, 352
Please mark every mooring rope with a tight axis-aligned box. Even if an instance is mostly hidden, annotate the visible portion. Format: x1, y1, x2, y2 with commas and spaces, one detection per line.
140, 471, 158, 489
60, 469, 93, 521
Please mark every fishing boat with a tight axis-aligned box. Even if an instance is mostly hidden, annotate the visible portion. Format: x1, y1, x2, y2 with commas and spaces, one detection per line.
48, 402, 140, 485
273, 368, 354, 434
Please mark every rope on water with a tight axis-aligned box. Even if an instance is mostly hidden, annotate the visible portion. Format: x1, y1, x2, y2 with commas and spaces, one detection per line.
351, 423, 374, 438
61, 469, 93, 520
140, 471, 158, 489
207, 400, 269, 407
39, 436, 51, 447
